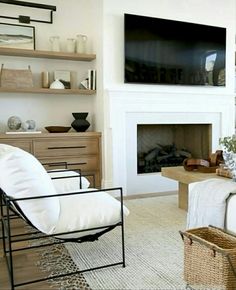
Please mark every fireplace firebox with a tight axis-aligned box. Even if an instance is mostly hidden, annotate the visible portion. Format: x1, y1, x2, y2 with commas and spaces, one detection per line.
137, 124, 212, 174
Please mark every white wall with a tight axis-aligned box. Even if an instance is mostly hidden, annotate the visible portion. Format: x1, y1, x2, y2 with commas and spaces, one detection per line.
0, 0, 102, 132
102, 0, 236, 190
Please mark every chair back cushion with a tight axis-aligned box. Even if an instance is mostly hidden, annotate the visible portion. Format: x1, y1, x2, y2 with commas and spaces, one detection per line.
0, 144, 60, 234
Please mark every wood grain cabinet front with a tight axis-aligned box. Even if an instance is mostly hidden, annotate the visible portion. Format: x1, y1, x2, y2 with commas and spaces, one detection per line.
33, 138, 98, 157
0, 132, 102, 188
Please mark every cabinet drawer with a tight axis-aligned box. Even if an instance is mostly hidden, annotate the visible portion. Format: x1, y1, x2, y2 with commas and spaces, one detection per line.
39, 156, 99, 172
34, 138, 99, 157
0, 140, 32, 153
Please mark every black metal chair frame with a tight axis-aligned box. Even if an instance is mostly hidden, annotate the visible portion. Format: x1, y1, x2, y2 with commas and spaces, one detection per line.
0, 171, 126, 290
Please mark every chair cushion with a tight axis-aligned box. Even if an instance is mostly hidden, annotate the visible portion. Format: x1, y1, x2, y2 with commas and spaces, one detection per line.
53, 189, 130, 239
0, 144, 129, 239
48, 170, 90, 192
0, 144, 60, 234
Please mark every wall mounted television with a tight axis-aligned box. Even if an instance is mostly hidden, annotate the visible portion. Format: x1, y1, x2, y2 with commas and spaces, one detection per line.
124, 13, 226, 86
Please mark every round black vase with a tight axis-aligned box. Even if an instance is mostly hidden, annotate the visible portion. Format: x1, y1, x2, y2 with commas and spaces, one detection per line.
71, 112, 90, 132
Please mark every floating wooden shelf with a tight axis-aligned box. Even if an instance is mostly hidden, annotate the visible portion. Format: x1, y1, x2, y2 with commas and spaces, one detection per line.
0, 47, 96, 61
0, 87, 96, 95
0, 47, 96, 95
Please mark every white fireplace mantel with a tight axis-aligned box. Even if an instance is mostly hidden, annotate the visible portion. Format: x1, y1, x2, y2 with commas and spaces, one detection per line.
107, 88, 235, 195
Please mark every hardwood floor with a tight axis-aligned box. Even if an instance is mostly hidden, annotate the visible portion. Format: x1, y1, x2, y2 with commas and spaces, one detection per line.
0, 218, 57, 290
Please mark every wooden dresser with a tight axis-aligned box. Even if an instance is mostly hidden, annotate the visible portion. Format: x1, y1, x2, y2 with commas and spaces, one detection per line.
0, 132, 102, 188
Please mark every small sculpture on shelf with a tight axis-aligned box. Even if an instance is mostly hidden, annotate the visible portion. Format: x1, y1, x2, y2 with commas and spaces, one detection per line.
7, 116, 37, 133
71, 112, 90, 132
50, 79, 65, 89
21, 120, 36, 132
7, 116, 22, 131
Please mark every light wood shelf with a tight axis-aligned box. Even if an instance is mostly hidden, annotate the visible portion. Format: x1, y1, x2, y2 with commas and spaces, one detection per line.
0, 47, 96, 95
0, 47, 96, 61
0, 87, 96, 95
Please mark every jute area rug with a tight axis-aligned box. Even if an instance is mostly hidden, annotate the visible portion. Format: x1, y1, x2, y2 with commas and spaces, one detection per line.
66, 194, 187, 289
37, 194, 187, 289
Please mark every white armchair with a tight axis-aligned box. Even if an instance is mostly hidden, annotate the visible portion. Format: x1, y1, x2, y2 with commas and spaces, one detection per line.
0, 144, 129, 289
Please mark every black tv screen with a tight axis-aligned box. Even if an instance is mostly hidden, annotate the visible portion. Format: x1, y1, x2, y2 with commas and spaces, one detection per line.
124, 14, 226, 86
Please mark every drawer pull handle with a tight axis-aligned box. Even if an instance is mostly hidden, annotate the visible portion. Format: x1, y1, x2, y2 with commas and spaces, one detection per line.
42, 162, 68, 168
47, 146, 86, 150
67, 162, 87, 166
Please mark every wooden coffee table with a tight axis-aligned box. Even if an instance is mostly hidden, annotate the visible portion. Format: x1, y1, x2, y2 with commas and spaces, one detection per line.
161, 166, 227, 211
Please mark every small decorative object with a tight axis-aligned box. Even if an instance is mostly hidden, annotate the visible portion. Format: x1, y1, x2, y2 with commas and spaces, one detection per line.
49, 36, 60, 52
66, 38, 76, 53
21, 121, 29, 131
76, 34, 87, 53
71, 112, 90, 132
45, 126, 71, 133
54, 70, 70, 89
183, 150, 223, 173
25, 119, 36, 131
7, 116, 22, 130
41, 71, 50, 88
49, 79, 65, 89
0, 64, 33, 88
219, 135, 236, 181
87, 69, 96, 90
79, 78, 89, 89
70, 71, 77, 89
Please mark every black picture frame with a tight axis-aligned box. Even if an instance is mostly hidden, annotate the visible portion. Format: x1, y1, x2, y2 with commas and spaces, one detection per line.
0, 22, 35, 50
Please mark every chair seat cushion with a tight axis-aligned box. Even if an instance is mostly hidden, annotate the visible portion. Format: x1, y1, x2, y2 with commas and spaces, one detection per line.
53, 189, 129, 239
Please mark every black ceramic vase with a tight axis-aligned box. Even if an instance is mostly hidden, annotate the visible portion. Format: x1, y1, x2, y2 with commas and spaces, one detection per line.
71, 112, 90, 132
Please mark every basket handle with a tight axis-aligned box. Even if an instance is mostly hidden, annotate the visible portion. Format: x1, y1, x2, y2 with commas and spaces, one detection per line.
179, 230, 184, 241
179, 230, 193, 245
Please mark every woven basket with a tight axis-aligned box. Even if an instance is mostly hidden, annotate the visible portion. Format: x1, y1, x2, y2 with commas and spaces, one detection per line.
0, 64, 33, 88
180, 226, 236, 290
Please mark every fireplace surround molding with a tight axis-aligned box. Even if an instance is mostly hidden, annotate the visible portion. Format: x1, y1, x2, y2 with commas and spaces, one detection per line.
107, 88, 235, 195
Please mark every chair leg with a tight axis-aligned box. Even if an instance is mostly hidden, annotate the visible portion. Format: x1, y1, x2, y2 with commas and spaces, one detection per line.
6, 199, 15, 290
121, 221, 126, 267
119, 187, 126, 268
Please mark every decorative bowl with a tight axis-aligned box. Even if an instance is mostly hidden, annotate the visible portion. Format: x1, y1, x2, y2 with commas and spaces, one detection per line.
45, 126, 71, 133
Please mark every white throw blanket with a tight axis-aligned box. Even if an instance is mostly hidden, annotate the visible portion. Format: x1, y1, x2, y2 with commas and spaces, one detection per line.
187, 178, 236, 229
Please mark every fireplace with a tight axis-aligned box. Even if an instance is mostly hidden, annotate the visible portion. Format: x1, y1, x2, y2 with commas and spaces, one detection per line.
107, 89, 235, 195
137, 124, 212, 174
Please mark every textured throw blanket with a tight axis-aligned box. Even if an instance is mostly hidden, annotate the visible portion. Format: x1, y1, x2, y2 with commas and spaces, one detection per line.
187, 178, 236, 229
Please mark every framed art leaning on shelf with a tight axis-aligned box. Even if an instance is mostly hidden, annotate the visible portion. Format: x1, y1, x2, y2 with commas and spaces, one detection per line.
0, 22, 35, 50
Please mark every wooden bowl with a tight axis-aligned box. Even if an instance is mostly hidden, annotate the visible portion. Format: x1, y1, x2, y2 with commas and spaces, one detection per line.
45, 126, 71, 133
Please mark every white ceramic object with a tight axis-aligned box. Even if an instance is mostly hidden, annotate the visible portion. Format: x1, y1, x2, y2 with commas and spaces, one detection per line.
50, 79, 65, 89
49, 36, 60, 52
66, 38, 76, 53
76, 34, 87, 53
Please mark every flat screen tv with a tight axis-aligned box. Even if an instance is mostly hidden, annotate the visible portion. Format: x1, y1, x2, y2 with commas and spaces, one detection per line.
124, 13, 226, 86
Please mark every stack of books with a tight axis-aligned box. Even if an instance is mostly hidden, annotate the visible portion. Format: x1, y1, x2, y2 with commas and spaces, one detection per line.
80, 69, 96, 90
88, 69, 96, 90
